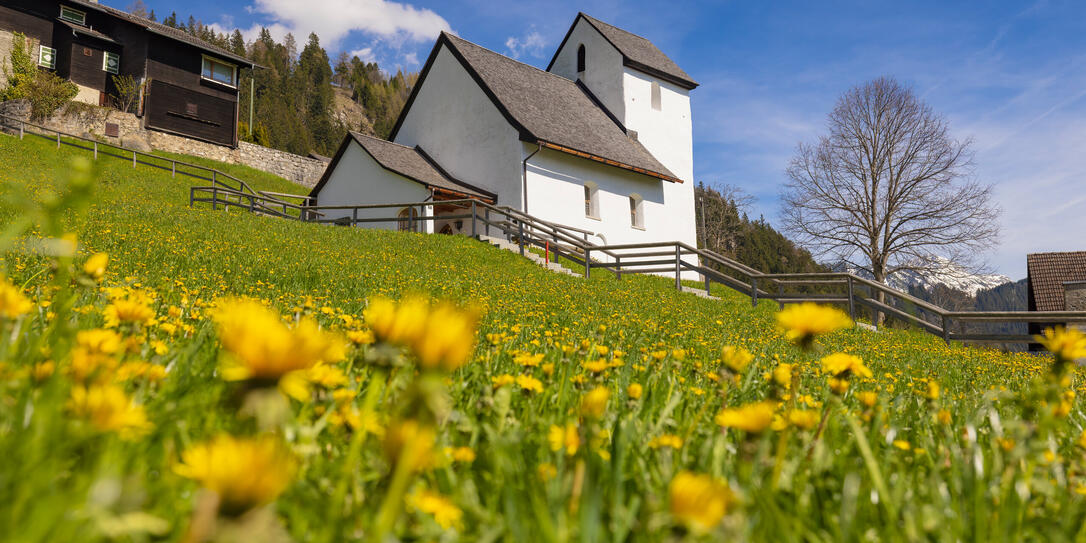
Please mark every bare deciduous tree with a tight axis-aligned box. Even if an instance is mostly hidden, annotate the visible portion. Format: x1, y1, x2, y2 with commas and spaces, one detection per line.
781, 77, 1000, 320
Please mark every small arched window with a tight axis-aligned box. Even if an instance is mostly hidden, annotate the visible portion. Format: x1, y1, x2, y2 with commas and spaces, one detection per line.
397, 207, 419, 232
651, 81, 661, 111
629, 194, 644, 229
584, 181, 599, 219
576, 44, 586, 75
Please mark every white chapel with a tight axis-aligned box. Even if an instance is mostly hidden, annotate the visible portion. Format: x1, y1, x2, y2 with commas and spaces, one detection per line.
309, 12, 699, 253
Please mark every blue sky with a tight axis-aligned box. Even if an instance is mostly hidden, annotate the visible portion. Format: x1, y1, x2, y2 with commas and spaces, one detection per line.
137, 0, 1086, 278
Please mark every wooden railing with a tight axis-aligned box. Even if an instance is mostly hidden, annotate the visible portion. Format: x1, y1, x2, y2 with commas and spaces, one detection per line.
184, 164, 1086, 348
0, 112, 280, 204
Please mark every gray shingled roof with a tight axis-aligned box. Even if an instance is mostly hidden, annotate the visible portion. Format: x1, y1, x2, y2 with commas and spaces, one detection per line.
67, 0, 254, 66
579, 13, 697, 89
349, 132, 495, 200
1027, 251, 1086, 311
442, 33, 678, 182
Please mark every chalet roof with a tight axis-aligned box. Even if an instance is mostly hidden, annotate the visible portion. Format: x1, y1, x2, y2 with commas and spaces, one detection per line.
1027, 251, 1086, 311
548, 13, 698, 90
56, 18, 119, 45
409, 32, 680, 183
66, 0, 254, 66
310, 132, 497, 202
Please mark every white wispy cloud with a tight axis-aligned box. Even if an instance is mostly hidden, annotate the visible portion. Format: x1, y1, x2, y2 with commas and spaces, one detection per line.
504, 29, 547, 59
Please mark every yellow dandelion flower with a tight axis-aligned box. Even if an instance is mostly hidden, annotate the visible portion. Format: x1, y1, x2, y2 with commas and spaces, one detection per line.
515, 352, 544, 367
627, 383, 643, 399
772, 363, 794, 390
786, 409, 820, 430
581, 386, 610, 418
720, 345, 754, 374
892, 439, 911, 451
547, 423, 580, 456
410, 302, 478, 372
447, 446, 476, 463
820, 353, 872, 379
1035, 326, 1086, 366
857, 391, 878, 408
648, 434, 684, 449
67, 384, 151, 439
714, 401, 776, 433
582, 359, 609, 373
491, 374, 515, 388
363, 296, 428, 346
174, 434, 296, 513
516, 374, 543, 393
668, 471, 734, 533
103, 293, 155, 328
382, 419, 436, 472
407, 488, 462, 530
0, 277, 33, 319
212, 297, 345, 382
346, 329, 375, 345
776, 303, 852, 348
83, 252, 109, 281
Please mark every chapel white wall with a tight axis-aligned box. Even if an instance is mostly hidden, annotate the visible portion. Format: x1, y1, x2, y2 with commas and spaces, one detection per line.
393, 45, 523, 208
548, 18, 626, 121
524, 145, 699, 277
315, 141, 433, 232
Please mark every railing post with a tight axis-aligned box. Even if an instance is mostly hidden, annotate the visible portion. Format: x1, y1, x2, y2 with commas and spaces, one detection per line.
19, 121, 23, 140
57, 131, 61, 149
484, 207, 490, 237
584, 247, 591, 278
132, 150, 136, 168
471, 201, 477, 237
751, 278, 759, 308
352, 208, 358, 227
172, 161, 176, 178
778, 281, 784, 310
941, 314, 951, 345
248, 194, 255, 213
212, 170, 217, 186
518, 220, 525, 256
846, 276, 856, 322
93, 141, 97, 160
674, 245, 682, 290
704, 270, 711, 295
615, 256, 621, 280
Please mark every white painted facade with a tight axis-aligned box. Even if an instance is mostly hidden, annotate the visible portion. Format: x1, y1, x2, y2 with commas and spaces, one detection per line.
392, 46, 523, 207
314, 16, 701, 276
314, 141, 433, 233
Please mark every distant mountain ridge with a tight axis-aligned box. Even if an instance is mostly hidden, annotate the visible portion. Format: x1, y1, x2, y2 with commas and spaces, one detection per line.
832, 257, 1011, 297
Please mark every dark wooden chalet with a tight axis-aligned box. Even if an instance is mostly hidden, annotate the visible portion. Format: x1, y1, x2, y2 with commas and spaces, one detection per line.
0, 0, 254, 146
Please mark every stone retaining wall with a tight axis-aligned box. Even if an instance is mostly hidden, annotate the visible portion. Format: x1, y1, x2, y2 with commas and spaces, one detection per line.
1, 99, 327, 187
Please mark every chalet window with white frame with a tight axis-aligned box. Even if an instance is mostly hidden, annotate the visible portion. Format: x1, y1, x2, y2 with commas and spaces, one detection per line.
651, 81, 662, 111
629, 194, 644, 229
38, 45, 56, 69
201, 56, 237, 87
584, 182, 600, 219
59, 6, 86, 25
102, 52, 120, 74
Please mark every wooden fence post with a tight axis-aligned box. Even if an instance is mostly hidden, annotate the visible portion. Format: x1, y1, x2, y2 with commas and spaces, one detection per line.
615, 256, 621, 280
57, 131, 61, 149
470, 201, 477, 237
584, 247, 591, 278
674, 245, 682, 290
19, 121, 23, 140
172, 161, 176, 178
93, 142, 97, 160
517, 220, 525, 256
352, 208, 358, 227
846, 276, 856, 321
704, 270, 711, 295
132, 150, 136, 168
484, 208, 490, 237
941, 315, 951, 345
751, 278, 759, 307
778, 282, 784, 310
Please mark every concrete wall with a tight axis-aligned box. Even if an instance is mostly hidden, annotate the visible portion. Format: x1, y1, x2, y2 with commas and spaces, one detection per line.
393, 45, 522, 207
313, 140, 432, 232
548, 19, 625, 121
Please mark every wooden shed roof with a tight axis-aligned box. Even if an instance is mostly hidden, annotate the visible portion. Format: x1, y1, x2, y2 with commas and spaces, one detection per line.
1027, 251, 1086, 311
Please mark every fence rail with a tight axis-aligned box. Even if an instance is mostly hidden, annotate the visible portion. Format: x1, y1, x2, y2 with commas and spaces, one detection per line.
0, 112, 291, 207
186, 187, 1085, 346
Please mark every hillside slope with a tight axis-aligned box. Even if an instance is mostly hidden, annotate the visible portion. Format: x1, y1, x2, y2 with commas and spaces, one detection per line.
0, 134, 1079, 542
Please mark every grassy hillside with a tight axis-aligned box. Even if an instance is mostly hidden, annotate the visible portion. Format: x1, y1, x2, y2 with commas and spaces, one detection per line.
0, 133, 1083, 542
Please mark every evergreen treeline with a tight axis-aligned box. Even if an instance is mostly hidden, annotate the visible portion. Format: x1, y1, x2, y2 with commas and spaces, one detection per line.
125, 1, 417, 156
695, 182, 825, 275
